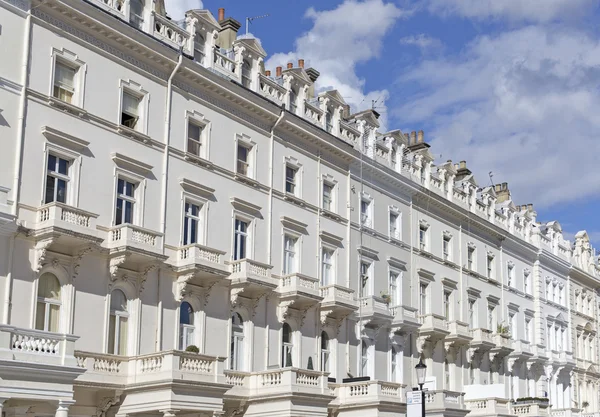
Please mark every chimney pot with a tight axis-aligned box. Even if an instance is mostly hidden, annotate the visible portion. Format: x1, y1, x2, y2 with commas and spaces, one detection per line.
276, 66, 282, 77
527, 203, 534, 211
410, 131, 417, 145
265, 70, 271, 76
502, 182, 508, 190
287, 62, 293, 69
218, 8, 225, 21
417, 130, 424, 143
494, 184, 501, 192
459, 161, 467, 169
447, 160, 452, 163
298, 59, 304, 68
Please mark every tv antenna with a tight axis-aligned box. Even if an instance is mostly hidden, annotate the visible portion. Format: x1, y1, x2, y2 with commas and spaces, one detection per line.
489, 171, 494, 187
246, 14, 270, 36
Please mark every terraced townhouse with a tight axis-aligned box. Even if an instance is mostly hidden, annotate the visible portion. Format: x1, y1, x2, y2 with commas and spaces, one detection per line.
0, 1, 599, 417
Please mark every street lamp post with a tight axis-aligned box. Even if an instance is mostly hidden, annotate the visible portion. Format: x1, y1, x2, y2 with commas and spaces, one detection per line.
415, 357, 427, 417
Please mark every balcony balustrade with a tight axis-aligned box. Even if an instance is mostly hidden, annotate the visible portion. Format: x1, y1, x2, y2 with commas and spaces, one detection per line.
228, 259, 278, 299
359, 296, 394, 327
171, 243, 229, 284
465, 398, 512, 416
276, 273, 322, 310
34, 202, 101, 247
425, 390, 466, 411
330, 379, 406, 410
320, 284, 358, 321
390, 305, 421, 333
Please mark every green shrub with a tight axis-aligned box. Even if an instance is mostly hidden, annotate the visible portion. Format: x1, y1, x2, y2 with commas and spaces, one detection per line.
185, 345, 199, 353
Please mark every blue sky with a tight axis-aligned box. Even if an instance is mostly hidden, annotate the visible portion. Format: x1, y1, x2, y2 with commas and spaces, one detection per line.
166, 0, 600, 246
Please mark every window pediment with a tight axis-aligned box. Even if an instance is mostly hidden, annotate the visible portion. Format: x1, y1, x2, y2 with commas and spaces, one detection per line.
230, 197, 261, 216
111, 152, 153, 176
280, 216, 308, 234
42, 126, 89, 152
179, 178, 215, 199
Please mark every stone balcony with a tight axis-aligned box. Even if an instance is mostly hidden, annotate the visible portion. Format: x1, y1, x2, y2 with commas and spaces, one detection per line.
224, 368, 333, 416
33, 202, 102, 248
425, 390, 467, 413
390, 305, 421, 333
418, 314, 450, 343
446, 320, 473, 345
329, 380, 406, 415
169, 243, 229, 286
75, 349, 227, 386
490, 333, 514, 360
510, 399, 550, 417
228, 259, 278, 300
275, 273, 323, 311
104, 223, 166, 262
75, 350, 229, 414
511, 340, 534, 360
319, 285, 358, 322
0, 325, 84, 402
548, 350, 576, 368
470, 328, 496, 351
359, 296, 394, 328
465, 398, 514, 417
550, 409, 583, 417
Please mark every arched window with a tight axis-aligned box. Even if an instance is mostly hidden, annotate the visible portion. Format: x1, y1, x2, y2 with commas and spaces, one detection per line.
129, 0, 144, 29
241, 60, 252, 88
361, 340, 369, 377
391, 345, 398, 382
282, 323, 293, 367
108, 289, 129, 355
321, 331, 330, 372
230, 313, 244, 370
445, 359, 450, 388
36, 273, 61, 332
179, 301, 195, 350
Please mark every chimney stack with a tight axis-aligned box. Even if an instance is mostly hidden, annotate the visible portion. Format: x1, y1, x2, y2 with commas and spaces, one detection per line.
287, 62, 293, 69
276, 66, 282, 77
216, 8, 241, 49
459, 161, 466, 169
410, 131, 417, 145
496, 182, 511, 203
265, 70, 271, 76
527, 203, 534, 212
417, 130, 424, 143
298, 59, 305, 68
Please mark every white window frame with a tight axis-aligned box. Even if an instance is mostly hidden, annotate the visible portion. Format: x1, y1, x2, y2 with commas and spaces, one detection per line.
360, 260, 373, 298
322, 174, 337, 213
234, 133, 256, 179
523, 270, 531, 295
113, 172, 143, 226
487, 304, 496, 331
467, 244, 476, 271
443, 289, 452, 320
118, 79, 149, 134
281, 322, 294, 367
389, 206, 402, 241
284, 156, 303, 198
418, 220, 429, 252
321, 245, 336, 287
185, 111, 211, 160
389, 269, 401, 307
442, 231, 452, 261
507, 262, 515, 288
282, 232, 300, 275
106, 288, 131, 356
468, 297, 477, 328
230, 312, 246, 371
178, 300, 198, 350
360, 192, 373, 229
35, 273, 63, 333
487, 253, 495, 279
49, 48, 87, 108
181, 194, 206, 246
320, 331, 331, 373
232, 214, 252, 261
524, 315, 532, 343
419, 282, 429, 315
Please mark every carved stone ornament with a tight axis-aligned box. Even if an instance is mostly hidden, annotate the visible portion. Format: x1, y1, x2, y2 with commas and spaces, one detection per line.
277, 300, 295, 323
35, 238, 55, 272
109, 255, 127, 278
416, 336, 432, 356
96, 392, 122, 417
466, 347, 481, 365
72, 246, 94, 280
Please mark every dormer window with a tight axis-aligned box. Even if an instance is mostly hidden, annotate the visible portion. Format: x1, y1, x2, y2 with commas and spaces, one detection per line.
194, 33, 206, 64
241, 60, 252, 88
129, 0, 144, 29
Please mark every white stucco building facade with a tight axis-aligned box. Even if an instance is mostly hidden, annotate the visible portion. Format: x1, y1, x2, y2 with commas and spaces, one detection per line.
0, 1, 599, 417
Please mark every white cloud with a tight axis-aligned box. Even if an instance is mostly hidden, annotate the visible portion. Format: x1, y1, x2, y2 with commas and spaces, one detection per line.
164, 0, 203, 20
399, 34, 442, 52
265, 0, 407, 126
396, 26, 600, 208
425, 0, 598, 23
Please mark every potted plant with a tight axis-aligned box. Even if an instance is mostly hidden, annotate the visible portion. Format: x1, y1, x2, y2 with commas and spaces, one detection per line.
380, 291, 391, 305
496, 323, 510, 337
185, 345, 199, 353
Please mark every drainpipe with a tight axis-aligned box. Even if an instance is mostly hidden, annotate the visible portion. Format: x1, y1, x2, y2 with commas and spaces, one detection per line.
266, 107, 285, 264
5, 10, 32, 325
156, 51, 183, 351
12, 10, 32, 217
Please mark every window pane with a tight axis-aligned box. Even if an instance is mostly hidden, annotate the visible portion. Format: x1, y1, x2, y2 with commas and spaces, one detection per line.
58, 158, 69, 175
49, 304, 60, 332
48, 155, 57, 172
39, 273, 61, 299
124, 201, 133, 224
108, 315, 116, 354
180, 302, 193, 325
35, 302, 46, 331
238, 145, 248, 162
125, 181, 134, 197
122, 92, 140, 116
111, 289, 127, 311
188, 123, 201, 141
190, 217, 197, 244
45, 175, 56, 204
54, 63, 75, 88
115, 198, 123, 225
56, 179, 67, 203
118, 317, 128, 355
